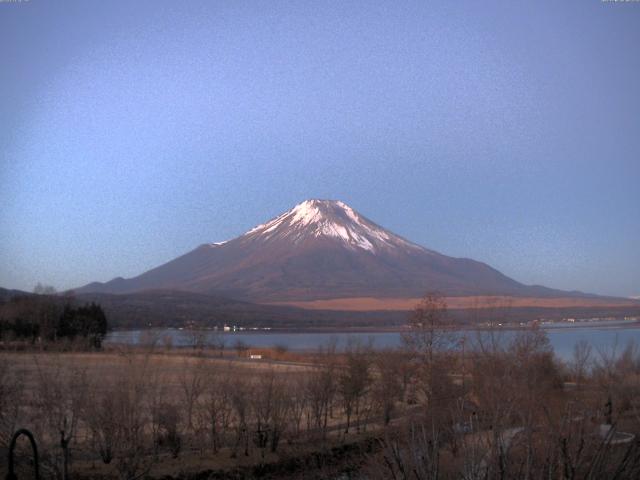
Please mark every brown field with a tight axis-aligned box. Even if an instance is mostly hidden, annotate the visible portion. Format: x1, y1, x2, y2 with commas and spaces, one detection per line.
268, 295, 640, 311
5, 328, 640, 479
0, 347, 397, 479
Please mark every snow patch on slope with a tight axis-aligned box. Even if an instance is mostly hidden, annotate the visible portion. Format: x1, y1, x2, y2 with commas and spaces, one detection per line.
290, 200, 324, 226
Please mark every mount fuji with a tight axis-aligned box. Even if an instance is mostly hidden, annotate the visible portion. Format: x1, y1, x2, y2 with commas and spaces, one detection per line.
77, 199, 590, 303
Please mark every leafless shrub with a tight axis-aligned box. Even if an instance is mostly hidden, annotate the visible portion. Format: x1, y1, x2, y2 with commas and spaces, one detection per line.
234, 340, 249, 357
370, 421, 443, 480
85, 380, 118, 464
161, 334, 173, 351
156, 403, 182, 459
0, 358, 23, 449
208, 330, 226, 357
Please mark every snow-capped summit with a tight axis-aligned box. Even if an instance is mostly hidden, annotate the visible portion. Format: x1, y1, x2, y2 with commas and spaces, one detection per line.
243, 199, 423, 253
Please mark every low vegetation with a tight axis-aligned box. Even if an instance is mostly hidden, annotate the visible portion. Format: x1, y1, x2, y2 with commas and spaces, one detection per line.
2, 293, 640, 479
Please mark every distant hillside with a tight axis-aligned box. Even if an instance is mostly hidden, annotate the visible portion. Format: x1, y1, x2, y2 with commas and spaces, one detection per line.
0, 287, 33, 303
73, 290, 406, 329
2, 287, 639, 329
54, 290, 640, 329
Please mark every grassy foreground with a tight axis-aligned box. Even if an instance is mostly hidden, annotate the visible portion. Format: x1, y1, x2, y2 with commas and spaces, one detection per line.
4, 325, 640, 479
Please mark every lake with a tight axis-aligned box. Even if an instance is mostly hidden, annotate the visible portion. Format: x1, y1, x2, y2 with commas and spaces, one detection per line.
106, 319, 640, 362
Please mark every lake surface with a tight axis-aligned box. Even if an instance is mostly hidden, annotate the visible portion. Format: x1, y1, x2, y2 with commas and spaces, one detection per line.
106, 320, 640, 362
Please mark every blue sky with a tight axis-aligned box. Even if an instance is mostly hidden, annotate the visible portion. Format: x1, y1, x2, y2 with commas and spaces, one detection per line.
1, 0, 639, 296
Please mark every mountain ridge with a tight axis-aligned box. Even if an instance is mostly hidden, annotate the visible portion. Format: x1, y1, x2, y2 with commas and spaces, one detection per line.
75, 199, 607, 302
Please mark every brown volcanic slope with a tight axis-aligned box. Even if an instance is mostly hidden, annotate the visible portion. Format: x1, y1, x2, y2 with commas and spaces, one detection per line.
77, 199, 609, 303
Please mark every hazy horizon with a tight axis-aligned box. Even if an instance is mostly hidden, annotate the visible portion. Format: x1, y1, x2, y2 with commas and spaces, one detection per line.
1, 1, 639, 297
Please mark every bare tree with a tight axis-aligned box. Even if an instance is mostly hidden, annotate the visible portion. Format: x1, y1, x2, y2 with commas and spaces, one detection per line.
179, 356, 206, 435
471, 327, 518, 479
109, 352, 156, 480
570, 339, 592, 389
250, 369, 291, 456
338, 339, 372, 433
156, 403, 182, 458
208, 330, 226, 357
229, 370, 250, 457
370, 422, 443, 480
85, 379, 118, 464
402, 293, 455, 410
187, 328, 207, 353
0, 358, 24, 449
197, 365, 233, 453
509, 326, 561, 479
287, 373, 309, 440
32, 357, 88, 480
372, 349, 404, 426
402, 292, 451, 362
147, 364, 170, 457
306, 342, 338, 439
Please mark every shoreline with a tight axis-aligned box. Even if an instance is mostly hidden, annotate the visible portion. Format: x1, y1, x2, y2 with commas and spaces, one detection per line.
106, 318, 640, 337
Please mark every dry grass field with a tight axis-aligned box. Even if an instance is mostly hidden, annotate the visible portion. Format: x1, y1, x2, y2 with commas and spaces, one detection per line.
0, 346, 397, 479
269, 295, 640, 311
5, 326, 640, 479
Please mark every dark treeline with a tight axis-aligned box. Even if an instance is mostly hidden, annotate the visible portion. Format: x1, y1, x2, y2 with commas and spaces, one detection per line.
2, 286, 639, 330
0, 288, 108, 348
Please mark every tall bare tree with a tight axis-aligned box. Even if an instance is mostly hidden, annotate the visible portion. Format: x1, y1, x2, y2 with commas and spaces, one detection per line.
570, 339, 592, 389
32, 357, 88, 480
372, 350, 403, 426
338, 339, 372, 433
306, 341, 338, 439
179, 356, 206, 434
198, 366, 233, 453
402, 293, 455, 408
